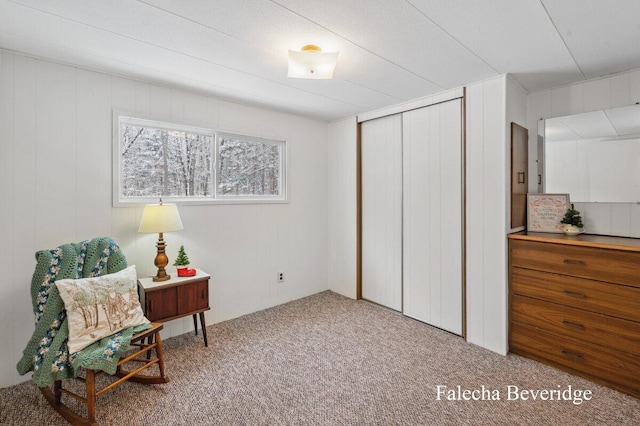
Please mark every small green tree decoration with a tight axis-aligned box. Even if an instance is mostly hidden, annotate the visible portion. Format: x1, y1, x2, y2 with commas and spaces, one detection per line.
173, 245, 190, 267
560, 204, 584, 228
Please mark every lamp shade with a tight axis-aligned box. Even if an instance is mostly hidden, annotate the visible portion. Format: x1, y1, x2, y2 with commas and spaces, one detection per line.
138, 203, 184, 233
288, 45, 339, 79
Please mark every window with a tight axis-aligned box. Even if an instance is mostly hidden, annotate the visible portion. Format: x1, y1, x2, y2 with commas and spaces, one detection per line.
217, 133, 285, 198
113, 114, 287, 205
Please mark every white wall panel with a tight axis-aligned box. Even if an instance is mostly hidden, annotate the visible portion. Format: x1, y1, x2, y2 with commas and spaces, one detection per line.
465, 75, 510, 355
35, 60, 77, 248
402, 100, 462, 334
610, 203, 632, 238
481, 77, 508, 354
0, 51, 16, 387
609, 73, 630, 109
148, 84, 172, 121
0, 51, 329, 387
327, 117, 357, 299
527, 67, 640, 238
76, 69, 112, 241
361, 114, 402, 311
464, 81, 485, 345
583, 78, 610, 113
551, 83, 584, 118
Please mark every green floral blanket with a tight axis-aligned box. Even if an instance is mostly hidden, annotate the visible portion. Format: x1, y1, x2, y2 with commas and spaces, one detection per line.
16, 237, 149, 387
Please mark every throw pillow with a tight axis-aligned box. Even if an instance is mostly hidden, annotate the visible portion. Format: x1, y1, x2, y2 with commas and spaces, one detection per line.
56, 265, 149, 354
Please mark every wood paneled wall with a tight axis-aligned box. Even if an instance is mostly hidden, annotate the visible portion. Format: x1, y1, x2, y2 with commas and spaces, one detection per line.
0, 50, 329, 387
465, 75, 527, 355
327, 117, 358, 299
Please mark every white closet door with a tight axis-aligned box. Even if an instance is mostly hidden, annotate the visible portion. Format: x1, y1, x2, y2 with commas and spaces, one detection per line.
402, 99, 462, 335
361, 114, 403, 311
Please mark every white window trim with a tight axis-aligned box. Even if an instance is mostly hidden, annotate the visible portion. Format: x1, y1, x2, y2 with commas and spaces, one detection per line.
112, 112, 288, 207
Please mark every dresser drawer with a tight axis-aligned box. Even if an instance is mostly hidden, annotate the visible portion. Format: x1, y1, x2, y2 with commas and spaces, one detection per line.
510, 322, 640, 394
510, 239, 640, 288
511, 294, 640, 354
511, 267, 640, 321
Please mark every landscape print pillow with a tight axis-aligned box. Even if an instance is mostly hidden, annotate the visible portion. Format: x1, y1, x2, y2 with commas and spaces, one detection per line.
56, 265, 149, 353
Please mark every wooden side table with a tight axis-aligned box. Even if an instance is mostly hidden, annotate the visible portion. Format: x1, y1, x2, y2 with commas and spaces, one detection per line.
138, 269, 211, 347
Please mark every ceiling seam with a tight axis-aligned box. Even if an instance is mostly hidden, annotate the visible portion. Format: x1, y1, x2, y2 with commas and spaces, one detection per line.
267, 0, 446, 90
538, 0, 586, 80
5, 0, 368, 110
602, 110, 620, 137
403, 0, 499, 75
137, 0, 405, 103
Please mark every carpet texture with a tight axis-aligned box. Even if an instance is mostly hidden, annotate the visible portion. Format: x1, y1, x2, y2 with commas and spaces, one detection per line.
1, 290, 639, 425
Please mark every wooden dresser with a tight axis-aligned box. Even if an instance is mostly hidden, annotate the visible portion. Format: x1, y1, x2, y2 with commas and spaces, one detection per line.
508, 232, 640, 398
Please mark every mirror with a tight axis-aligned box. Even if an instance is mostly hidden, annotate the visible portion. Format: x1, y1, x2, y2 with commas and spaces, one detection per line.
542, 104, 640, 203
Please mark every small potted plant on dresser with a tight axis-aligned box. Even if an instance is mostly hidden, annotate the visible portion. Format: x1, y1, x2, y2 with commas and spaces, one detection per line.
560, 204, 584, 235
174, 245, 196, 277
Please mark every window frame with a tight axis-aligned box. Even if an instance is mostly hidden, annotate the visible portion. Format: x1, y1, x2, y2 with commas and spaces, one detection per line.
112, 112, 288, 207
215, 132, 287, 201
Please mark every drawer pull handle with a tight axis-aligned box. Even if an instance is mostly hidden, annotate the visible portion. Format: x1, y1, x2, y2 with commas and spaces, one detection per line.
563, 259, 586, 266
562, 320, 585, 330
201, 289, 206, 300
562, 290, 585, 298
148, 300, 153, 312
562, 349, 583, 360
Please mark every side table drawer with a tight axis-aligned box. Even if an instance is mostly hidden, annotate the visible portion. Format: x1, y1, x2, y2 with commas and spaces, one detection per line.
177, 280, 209, 314
145, 287, 177, 322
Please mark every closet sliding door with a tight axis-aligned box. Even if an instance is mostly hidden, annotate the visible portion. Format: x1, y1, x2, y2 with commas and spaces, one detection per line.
402, 99, 463, 335
361, 114, 402, 311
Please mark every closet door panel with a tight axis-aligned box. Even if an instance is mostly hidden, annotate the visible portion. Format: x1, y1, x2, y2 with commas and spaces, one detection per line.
438, 99, 463, 334
361, 114, 402, 311
402, 107, 432, 322
402, 99, 462, 335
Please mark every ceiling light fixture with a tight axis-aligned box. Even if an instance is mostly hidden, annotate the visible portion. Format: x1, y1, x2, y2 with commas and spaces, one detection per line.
288, 44, 339, 79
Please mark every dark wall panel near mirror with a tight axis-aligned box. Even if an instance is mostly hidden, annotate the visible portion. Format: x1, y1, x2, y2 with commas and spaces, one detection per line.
511, 122, 528, 229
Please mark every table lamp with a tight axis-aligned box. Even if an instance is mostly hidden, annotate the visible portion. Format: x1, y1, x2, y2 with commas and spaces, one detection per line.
138, 199, 184, 281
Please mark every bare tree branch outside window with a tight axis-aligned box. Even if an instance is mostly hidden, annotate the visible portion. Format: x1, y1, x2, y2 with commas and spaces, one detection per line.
217, 134, 282, 197
120, 124, 213, 198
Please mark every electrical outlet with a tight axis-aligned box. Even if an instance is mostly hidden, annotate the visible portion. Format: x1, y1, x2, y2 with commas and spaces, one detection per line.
278, 271, 285, 283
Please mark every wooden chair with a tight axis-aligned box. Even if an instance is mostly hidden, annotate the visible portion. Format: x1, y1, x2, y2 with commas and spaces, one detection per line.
39, 322, 168, 425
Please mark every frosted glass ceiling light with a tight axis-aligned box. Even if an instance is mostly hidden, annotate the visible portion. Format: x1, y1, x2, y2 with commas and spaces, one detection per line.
288, 44, 339, 79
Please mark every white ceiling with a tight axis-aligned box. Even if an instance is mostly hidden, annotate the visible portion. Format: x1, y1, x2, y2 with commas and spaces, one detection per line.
1, 0, 639, 121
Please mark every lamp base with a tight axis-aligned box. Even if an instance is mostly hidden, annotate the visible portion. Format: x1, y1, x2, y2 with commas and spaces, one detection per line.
152, 274, 171, 282
152, 233, 171, 282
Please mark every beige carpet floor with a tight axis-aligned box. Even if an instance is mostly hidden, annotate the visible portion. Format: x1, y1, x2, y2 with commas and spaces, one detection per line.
1, 290, 639, 425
